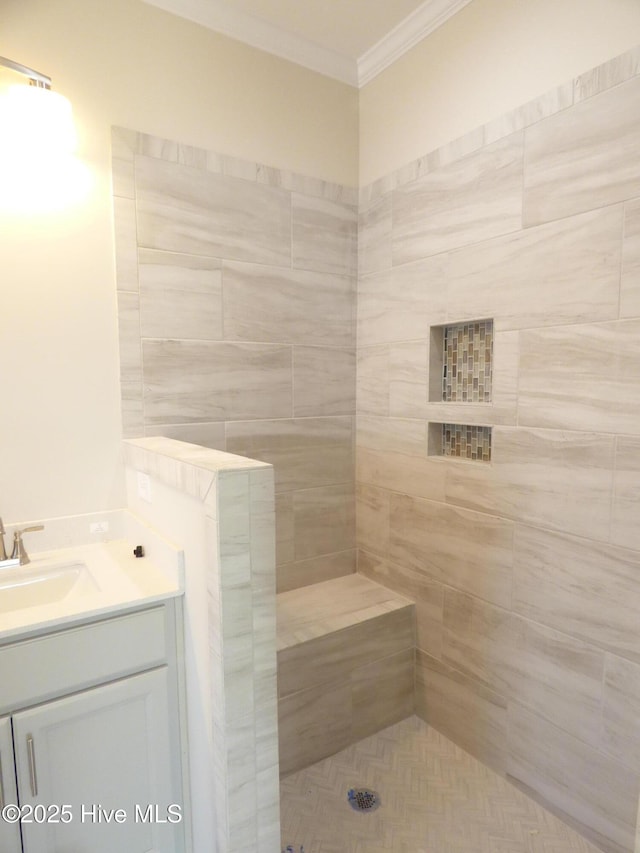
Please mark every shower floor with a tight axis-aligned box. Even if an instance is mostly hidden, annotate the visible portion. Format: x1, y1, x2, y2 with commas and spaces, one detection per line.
280, 716, 601, 853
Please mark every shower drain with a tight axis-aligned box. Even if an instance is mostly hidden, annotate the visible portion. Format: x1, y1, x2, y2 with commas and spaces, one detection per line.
347, 788, 381, 812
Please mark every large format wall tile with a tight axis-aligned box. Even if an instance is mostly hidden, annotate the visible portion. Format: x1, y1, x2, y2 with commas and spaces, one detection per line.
136, 155, 291, 265
611, 436, 640, 551
442, 590, 604, 745
356, 447, 446, 503
276, 551, 356, 594
358, 193, 392, 277
278, 680, 352, 776
416, 650, 509, 774
358, 550, 443, 658
447, 205, 622, 330
445, 426, 615, 541
226, 417, 353, 493
142, 340, 292, 424
223, 261, 354, 347
356, 345, 390, 416
518, 320, 640, 434
351, 648, 414, 740
357, 255, 447, 347
621, 198, 640, 319
389, 494, 513, 608
602, 654, 640, 773
507, 704, 639, 853
292, 346, 355, 417
356, 483, 389, 557
392, 133, 524, 264
293, 484, 355, 561
524, 74, 640, 226
388, 341, 429, 419
513, 525, 640, 663
138, 249, 223, 340
291, 194, 357, 276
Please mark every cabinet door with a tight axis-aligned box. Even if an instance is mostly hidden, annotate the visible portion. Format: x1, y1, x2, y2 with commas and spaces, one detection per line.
13, 667, 183, 853
0, 715, 22, 853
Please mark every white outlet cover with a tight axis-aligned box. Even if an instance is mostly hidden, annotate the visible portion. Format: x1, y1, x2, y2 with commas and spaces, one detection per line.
90, 521, 109, 534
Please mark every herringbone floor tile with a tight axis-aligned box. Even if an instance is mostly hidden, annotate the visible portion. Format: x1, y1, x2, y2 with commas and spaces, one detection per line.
280, 716, 601, 852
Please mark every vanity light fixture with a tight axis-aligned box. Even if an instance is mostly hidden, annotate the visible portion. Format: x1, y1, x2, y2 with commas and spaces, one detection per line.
0, 55, 89, 212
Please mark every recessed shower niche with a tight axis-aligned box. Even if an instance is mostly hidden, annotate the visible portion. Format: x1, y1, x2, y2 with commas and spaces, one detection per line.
428, 319, 494, 462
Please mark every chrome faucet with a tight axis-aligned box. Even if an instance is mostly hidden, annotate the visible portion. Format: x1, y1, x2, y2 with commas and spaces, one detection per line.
11, 525, 44, 566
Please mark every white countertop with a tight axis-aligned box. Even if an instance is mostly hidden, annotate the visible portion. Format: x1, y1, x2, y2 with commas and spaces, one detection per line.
0, 538, 184, 642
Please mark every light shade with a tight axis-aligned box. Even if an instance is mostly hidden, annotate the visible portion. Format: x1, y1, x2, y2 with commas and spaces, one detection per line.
0, 84, 77, 160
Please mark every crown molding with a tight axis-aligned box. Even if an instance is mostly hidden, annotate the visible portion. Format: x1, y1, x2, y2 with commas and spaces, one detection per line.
143, 0, 358, 85
358, 0, 473, 85
143, 0, 471, 89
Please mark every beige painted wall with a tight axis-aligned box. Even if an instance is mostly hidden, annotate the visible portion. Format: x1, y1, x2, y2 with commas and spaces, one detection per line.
0, 0, 358, 524
360, 0, 640, 184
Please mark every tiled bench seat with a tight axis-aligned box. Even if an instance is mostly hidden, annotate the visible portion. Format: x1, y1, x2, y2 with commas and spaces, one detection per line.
277, 573, 415, 776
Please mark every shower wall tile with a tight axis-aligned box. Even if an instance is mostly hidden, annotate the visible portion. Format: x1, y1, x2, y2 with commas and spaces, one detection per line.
389, 493, 513, 609
358, 193, 392, 276
443, 590, 604, 745
358, 549, 443, 659
292, 346, 355, 417
513, 525, 640, 664
445, 426, 615, 542
356, 448, 446, 504
356, 345, 390, 416
351, 648, 415, 739
357, 255, 447, 347
275, 493, 294, 565
135, 155, 291, 265
138, 250, 223, 340
483, 82, 574, 146
523, 74, 640, 226
113, 197, 139, 291
611, 436, 640, 551
415, 650, 509, 774
574, 45, 640, 102
120, 380, 144, 439
442, 590, 513, 695
507, 704, 639, 853
621, 198, 640, 319
388, 342, 429, 419
293, 484, 355, 561
518, 320, 640, 434
144, 422, 226, 450
355, 482, 389, 557
222, 261, 353, 347
291, 194, 357, 276
142, 340, 292, 424
110, 127, 136, 199
357, 414, 426, 457
225, 417, 353, 493
392, 133, 524, 264
276, 550, 355, 594
278, 680, 352, 776
602, 654, 640, 773
116, 291, 142, 383
446, 205, 622, 330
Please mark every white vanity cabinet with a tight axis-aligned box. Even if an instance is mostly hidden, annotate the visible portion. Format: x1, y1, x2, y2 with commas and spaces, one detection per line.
0, 602, 187, 853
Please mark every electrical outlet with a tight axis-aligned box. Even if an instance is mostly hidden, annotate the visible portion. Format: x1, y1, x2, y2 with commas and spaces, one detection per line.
90, 521, 109, 535
137, 471, 152, 503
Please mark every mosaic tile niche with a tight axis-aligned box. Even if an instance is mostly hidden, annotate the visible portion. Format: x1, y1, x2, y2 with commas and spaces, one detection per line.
428, 319, 494, 461
442, 320, 493, 402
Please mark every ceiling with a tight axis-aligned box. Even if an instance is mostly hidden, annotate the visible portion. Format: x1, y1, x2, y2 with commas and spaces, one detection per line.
142, 0, 473, 86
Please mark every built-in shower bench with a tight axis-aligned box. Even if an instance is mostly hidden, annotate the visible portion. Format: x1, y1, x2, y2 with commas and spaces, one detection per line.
276, 573, 415, 775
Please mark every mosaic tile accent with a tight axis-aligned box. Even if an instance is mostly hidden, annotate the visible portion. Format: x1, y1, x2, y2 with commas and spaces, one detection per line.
442, 424, 492, 462
442, 320, 493, 402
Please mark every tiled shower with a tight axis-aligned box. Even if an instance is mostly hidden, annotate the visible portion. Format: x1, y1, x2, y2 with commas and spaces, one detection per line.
113, 45, 640, 853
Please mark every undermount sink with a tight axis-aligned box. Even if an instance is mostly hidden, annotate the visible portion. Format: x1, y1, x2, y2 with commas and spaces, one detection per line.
0, 562, 99, 614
